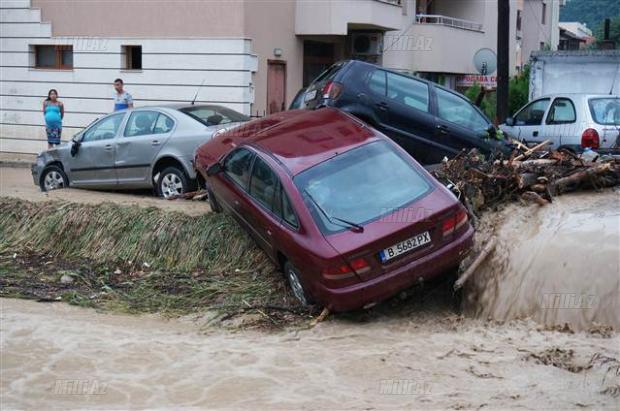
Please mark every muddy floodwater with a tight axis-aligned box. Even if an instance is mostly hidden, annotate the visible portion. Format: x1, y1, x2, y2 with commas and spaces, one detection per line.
1, 298, 619, 410
1, 185, 619, 409
468, 190, 620, 331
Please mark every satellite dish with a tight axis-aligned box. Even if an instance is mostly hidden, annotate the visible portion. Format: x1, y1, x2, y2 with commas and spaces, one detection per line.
473, 48, 497, 75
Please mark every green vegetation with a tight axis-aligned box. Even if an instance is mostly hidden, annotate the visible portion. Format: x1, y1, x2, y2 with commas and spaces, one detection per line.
0, 198, 305, 324
465, 66, 530, 121
560, 0, 620, 36
593, 16, 620, 47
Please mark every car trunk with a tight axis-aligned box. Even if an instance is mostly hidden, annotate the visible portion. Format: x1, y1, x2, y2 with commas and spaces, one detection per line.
322, 187, 462, 282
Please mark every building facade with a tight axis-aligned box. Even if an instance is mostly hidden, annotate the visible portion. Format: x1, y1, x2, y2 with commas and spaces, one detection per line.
1, 0, 560, 156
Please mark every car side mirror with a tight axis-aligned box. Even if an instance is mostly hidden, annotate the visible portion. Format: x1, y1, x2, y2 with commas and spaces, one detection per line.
505, 117, 515, 126
206, 162, 223, 176
70, 139, 81, 157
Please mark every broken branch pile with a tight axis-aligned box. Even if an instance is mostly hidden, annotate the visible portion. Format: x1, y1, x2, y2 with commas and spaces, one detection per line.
432, 143, 620, 217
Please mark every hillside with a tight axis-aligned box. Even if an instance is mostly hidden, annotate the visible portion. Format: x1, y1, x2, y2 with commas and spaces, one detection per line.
560, 0, 620, 33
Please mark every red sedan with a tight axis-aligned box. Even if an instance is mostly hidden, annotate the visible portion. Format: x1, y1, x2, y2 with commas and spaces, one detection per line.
195, 108, 473, 311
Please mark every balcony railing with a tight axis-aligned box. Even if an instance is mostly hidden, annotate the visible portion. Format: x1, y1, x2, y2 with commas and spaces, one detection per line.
375, 0, 402, 5
415, 14, 483, 32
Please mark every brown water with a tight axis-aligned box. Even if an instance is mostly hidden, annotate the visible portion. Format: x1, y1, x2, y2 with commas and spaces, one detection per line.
1, 298, 619, 410
467, 190, 620, 331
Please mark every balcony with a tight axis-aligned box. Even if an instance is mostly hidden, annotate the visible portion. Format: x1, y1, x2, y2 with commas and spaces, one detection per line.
415, 14, 483, 32
295, 0, 403, 36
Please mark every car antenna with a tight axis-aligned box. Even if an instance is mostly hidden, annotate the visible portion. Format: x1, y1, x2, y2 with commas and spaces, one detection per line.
609, 62, 620, 95
191, 79, 207, 105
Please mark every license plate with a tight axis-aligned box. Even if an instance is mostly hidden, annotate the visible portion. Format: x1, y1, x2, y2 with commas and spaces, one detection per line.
379, 231, 431, 263
304, 89, 317, 102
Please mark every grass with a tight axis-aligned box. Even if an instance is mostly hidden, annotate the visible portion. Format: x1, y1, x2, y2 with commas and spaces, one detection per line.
0, 198, 307, 326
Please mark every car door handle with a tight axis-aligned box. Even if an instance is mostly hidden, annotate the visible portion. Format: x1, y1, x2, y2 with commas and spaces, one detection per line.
436, 124, 449, 134
152, 140, 161, 146
266, 228, 272, 236
375, 102, 388, 111
533, 131, 539, 137
104, 144, 113, 151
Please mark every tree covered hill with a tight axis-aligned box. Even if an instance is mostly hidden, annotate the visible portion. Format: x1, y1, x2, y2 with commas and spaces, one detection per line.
560, 0, 620, 34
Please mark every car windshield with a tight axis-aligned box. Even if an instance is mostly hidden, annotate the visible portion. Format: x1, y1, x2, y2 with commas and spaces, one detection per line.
294, 141, 432, 234
179, 105, 249, 126
589, 98, 619, 125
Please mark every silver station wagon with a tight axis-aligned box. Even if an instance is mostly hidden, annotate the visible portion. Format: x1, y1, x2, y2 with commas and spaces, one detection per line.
32, 104, 248, 198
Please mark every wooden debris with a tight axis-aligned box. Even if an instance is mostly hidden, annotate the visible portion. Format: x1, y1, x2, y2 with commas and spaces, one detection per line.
454, 238, 497, 291
166, 189, 208, 201
310, 307, 330, 327
433, 145, 620, 217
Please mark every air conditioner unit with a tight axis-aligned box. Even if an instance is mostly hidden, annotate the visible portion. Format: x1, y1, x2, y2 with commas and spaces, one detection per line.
352, 33, 383, 56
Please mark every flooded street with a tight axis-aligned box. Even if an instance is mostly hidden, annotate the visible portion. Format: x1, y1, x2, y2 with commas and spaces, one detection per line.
0, 167, 211, 216
1, 298, 619, 410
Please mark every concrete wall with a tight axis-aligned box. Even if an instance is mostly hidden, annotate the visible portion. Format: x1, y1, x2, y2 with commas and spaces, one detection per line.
244, 0, 303, 116
32, 0, 245, 37
0, 0, 256, 155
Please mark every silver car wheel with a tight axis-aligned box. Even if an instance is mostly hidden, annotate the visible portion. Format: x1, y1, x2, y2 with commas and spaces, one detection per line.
43, 170, 66, 191
160, 173, 184, 198
287, 266, 308, 306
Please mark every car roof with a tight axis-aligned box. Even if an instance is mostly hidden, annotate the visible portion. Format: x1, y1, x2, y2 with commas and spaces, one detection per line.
537, 93, 619, 99
220, 108, 379, 176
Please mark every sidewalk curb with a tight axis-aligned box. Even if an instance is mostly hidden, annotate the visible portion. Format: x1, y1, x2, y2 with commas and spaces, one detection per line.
0, 160, 31, 169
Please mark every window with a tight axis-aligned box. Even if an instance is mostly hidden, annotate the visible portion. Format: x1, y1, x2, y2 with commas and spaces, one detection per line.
249, 157, 278, 210
516, 10, 522, 31
281, 190, 298, 227
589, 98, 619, 125
179, 105, 249, 126
367, 70, 386, 96
546, 98, 576, 124
81, 113, 124, 142
124, 111, 174, 137
294, 141, 431, 234
122, 45, 142, 70
224, 148, 254, 189
34, 45, 73, 69
514, 98, 550, 125
387, 72, 429, 112
541, 3, 547, 25
435, 88, 489, 131
153, 113, 175, 133
540, 42, 545, 50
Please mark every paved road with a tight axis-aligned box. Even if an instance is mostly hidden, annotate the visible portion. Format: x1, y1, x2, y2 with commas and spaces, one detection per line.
0, 166, 210, 216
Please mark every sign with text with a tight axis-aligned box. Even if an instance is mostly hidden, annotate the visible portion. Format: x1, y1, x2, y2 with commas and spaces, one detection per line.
456, 74, 497, 89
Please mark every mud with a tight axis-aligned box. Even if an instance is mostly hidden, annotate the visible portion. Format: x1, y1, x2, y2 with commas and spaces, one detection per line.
0, 167, 211, 216
467, 190, 620, 331
1, 298, 619, 410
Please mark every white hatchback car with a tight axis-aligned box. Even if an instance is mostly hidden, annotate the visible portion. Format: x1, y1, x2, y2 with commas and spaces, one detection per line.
500, 94, 619, 155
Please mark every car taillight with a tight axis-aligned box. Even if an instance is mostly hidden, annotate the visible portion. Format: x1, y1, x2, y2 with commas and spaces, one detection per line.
322, 81, 343, 100
443, 210, 468, 237
322, 258, 369, 280
581, 128, 600, 149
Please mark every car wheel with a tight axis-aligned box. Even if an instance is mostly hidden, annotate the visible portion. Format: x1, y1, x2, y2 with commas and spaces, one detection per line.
284, 261, 313, 306
40, 165, 68, 192
157, 166, 189, 199
206, 187, 222, 213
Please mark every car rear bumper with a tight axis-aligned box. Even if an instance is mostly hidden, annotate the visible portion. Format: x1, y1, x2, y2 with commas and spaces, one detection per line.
314, 225, 475, 312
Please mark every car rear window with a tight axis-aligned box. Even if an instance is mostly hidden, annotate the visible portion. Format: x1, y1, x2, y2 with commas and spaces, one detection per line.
311, 62, 344, 85
179, 105, 249, 126
294, 141, 432, 234
589, 98, 619, 125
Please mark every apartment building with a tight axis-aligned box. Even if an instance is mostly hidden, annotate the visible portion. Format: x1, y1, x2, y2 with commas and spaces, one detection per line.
1, 0, 560, 156
383, 0, 562, 89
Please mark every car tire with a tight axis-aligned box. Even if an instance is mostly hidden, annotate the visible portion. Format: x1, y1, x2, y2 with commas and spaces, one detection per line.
206, 186, 222, 213
284, 261, 313, 307
40, 165, 69, 192
157, 166, 189, 199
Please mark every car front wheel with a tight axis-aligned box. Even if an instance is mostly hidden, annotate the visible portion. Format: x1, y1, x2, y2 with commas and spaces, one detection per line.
40, 165, 68, 192
157, 166, 189, 199
284, 261, 313, 306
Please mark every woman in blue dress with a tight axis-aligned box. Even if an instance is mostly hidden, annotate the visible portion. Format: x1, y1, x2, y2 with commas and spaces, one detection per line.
43, 89, 64, 149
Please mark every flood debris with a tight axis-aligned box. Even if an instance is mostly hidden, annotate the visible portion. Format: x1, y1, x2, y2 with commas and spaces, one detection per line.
432, 142, 620, 217
166, 189, 209, 201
